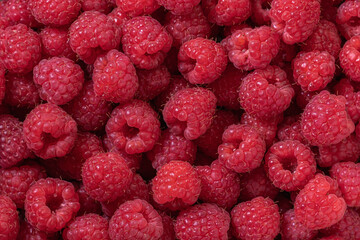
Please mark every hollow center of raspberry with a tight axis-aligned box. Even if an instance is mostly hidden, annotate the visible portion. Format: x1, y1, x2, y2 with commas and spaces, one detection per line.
125, 126, 139, 139
282, 157, 297, 172
181, 58, 196, 74
348, 16, 360, 27
46, 195, 63, 213
41, 132, 58, 145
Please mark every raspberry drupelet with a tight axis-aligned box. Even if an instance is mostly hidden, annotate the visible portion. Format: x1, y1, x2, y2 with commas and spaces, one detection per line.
0, 195, 19, 240
115, 0, 159, 16
336, 1, 360, 40
40, 27, 76, 60
4, 0, 40, 28
281, 209, 318, 240
339, 35, 360, 82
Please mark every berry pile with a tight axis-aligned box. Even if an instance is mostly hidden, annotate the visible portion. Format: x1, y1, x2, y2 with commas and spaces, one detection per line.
1, 0, 360, 239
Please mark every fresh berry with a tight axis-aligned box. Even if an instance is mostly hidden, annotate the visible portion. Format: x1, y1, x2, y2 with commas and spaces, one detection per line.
281, 209, 318, 240
107, 7, 131, 29
251, 0, 272, 25
157, 0, 200, 15
4, 0, 40, 28
339, 35, 360, 82
17, 218, 59, 240
277, 115, 307, 144
115, 0, 159, 16
81, 0, 113, 14
336, 0, 360, 40
40, 27, 76, 60
0, 195, 19, 240
159, 212, 175, 240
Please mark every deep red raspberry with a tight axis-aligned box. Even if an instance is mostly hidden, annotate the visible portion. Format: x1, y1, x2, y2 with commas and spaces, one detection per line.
157, 0, 199, 15
231, 197, 280, 240
0, 24, 41, 74
0, 2, 10, 30
109, 199, 163, 240
301, 90, 355, 146
222, 26, 280, 71
281, 209, 318, 240
17, 218, 59, 240
202, 0, 251, 26
115, 0, 159, 16
4, 0, 40, 28
121, 16, 172, 70
218, 124, 266, 173
63, 214, 109, 240
93, 49, 138, 103
163, 87, 217, 140
25, 178, 80, 233
294, 174, 347, 230
339, 36, 360, 82
336, 1, 360, 40
107, 7, 131, 29
81, 0, 113, 14
175, 203, 230, 240
251, 0, 272, 25
69, 11, 121, 64
239, 65, 294, 120
277, 115, 307, 144
28, 0, 81, 26
23, 103, 78, 159
0, 195, 19, 240
196, 160, 241, 209
159, 212, 175, 240
178, 37, 227, 84
40, 27, 76, 60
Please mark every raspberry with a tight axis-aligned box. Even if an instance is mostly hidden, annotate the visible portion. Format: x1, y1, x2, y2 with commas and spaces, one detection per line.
106, 100, 160, 154
164, 6, 211, 48
222, 26, 280, 71
301, 90, 355, 146
196, 160, 241, 209
93, 49, 138, 103
336, 1, 360, 40
152, 161, 201, 207
339, 36, 360, 82
239, 65, 294, 120
202, 0, 251, 26
82, 152, 133, 202
63, 214, 109, 240
178, 37, 227, 84
251, 0, 272, 25
330, 162, 360, 207
218, 124, 266, 173
115, 0, 159, 16
109, 199, 163, 240
175, 203, 230, 240
81, 0, 113, 14
69, 11, 121, 64
28, 0, 81, 26
294, 174, 347, 230
76, 184, 102, 216
231, 197, 280, 240
121, 16, 172, 70
40, 27, 76, 60
265, 140, 317, 191
157, 0, 199, 15
0, 163, 46, 208
107, 7, 131, 29
277, 115, 307, 144
0, 24, 42, 74
4, 0, 40, 28
0, 114, 31, 168
23, 103, 78, 159
0, 195, 19, 240
17, 218, 59, 240
24, 178, 80, 233
159, 212, 175, 240
33, 57, 84, 105
292, 51, 335, 92
281, 209, 318, 240
163, 87, 217, 140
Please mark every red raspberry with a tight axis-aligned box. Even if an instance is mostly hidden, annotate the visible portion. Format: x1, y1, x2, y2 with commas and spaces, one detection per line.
294, 174, 347, 230
23, 103, 78, 159
222, 26, 280, 71
109, 199, 163, 240
121, 16, 172, 70
40, 27, 76, 60
82, 152, 133, 202
106, 100, 160, 154
239, 65, 294, 120
281, 209, 318, 240
17, 218, 59, 240
107, 7, 131, 29
4, 0, 40, 28
196, 160, 241, 209
0, 24, 41, 74
28, 0, 81, 26
115, 0, 159, 16
301, 90, 355, 146
81, 0, 113, 14
69, 11, 121, 64
0, 2, 10, 30
93, 49, 138, 103
157, 0, 199, 15
0, 195, 19, 240
277, 115, 307, 144
265, 140, 317, 191
178, 37, 227, 84
336, 1, 360, 40
202, 0, 251, 26
231, 197, 280, 240
175, 203, 230, 240
159, 212, 175, 240
339, 36, 360, 82
24, 178, 80, 233
63, 214, 109, 240
163, 87, 217, 140
152, 161, 201, 207
0, 114, 31, 168
251, 0, 272, 25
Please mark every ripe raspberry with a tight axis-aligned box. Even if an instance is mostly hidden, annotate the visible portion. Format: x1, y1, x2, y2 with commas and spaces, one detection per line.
218, 124, 266, 173
24, 178, 80, 233
0, 114, 31, 168
40, 27, 76, 60
202, 0, 251, 26
231, 197, 280, 240
107, 7, 131, 29
81, 0, 113, 14
121, 16, 172, 70
159, 212, 175, 240
0, 24, 41, 74
339, 36, 360, 82
175, 203, 230, 240
63, 214, 109, 240
222, 26, 280, 71
28, 0, 81, 26
239, 65, 294, 120
196, 160, 241, 209
115, 0, 159, 16
336, 1, 360, 40
158, 0, 200, 15
251, 0, 272, 25
277, 115, 307, 144
109, 199, 163, 240
281, 209, 318, 240
152, 161, 201, 207
82, 152, 133, 202
17, 218, 59, 240
93, 49, 138, 103
301, 90, 355, 146
4, 0, 40, 28
0, 195, 19, 240
178, 37, 227, 84
294, 174, 347, 230
69, 11, 121, 64
23, 103, 78, 159
163, 87, 217, 140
